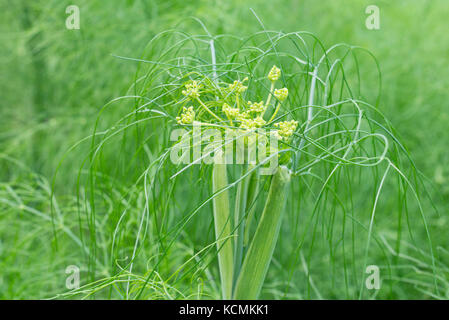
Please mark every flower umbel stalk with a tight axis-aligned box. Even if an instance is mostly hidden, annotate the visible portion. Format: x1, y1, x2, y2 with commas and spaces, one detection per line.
197, 97, 224, 122
262, 82, 275, 117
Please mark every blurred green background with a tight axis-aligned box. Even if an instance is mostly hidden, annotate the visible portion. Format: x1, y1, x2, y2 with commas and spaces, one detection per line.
1, 0, 448, 299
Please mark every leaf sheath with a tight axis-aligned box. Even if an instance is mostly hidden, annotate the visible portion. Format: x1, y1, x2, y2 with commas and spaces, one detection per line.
233, 166, 291, 299
212, 163, 234, 299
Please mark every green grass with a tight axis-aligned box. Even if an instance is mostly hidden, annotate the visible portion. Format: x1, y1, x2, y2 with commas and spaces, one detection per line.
1, 0, 449, 299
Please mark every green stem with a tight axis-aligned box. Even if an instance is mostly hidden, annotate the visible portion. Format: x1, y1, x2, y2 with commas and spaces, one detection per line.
233, 166, 291, 299
197, 97, 224, 122
243, 170, 260, 247
262, 82, 275, 117
268, 102, 281, 123
212, 163, 234, 299
233, 166, 251, 286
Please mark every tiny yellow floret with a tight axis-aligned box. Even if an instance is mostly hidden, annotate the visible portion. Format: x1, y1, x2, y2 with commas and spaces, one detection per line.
229, 77, 248, 94
176, 106, 195, 124
236, 111, 250, 121
240, 116, 266, 130
268, 65, 281, 81
248, 101, 265, 113
273, 120, 298, 141
223, 103, 240, 118
182, 80, 202, 99
274, 88, 288, 101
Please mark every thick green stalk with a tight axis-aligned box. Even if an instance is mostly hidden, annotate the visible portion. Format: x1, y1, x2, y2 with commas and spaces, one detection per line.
233, 166, 291, 299
212, 163, 234, 299
243, 170, 259, 247
233, 168, 250, 285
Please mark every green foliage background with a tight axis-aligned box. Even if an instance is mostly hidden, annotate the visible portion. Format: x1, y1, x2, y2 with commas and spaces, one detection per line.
1, 0, 448, 299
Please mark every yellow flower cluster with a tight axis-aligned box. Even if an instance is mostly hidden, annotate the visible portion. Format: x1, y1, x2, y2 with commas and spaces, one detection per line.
228, 78, 248, 94
176, 66, 298, 143
274, 88, 288, 101
182, 80, 202, 99
223, 103, 240, 118
268, 65, 281, 81
236, 111, 249, 121
248, 101, 265, 113
176, 106, 195, 124
240, 116, 266, 130
274, 120, 298, 141
238, 101, 266, 130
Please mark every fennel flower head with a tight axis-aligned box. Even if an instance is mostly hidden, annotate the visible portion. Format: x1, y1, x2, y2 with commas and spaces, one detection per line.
182, 80, 202, 99
274, 88, 288, 101
268, 65, 281, 81
176, 106, 195, 124
274, 120, 298, 141
175, 65, 298, 147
